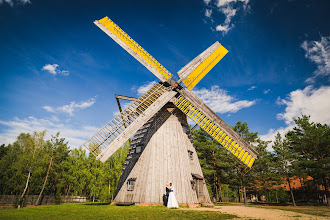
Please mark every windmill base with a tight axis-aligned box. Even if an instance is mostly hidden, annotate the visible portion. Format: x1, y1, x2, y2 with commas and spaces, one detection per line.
113, 103, 212, 205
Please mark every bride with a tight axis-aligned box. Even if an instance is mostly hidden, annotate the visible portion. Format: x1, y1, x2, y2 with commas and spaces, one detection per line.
167, 183, 179, 208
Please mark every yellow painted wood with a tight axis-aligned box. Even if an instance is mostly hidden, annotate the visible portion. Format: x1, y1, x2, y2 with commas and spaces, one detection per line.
184, 104, 192, 113
174, 96, 183, 105
227, 141, 235, 151
98, 17, 172, 81
241, 152, 248, 162
187, 106, 195, 115
244, 155, 252, 165
198, 117, 208, 126
211, 128, 220, 137
247, 157, 255, 168
177, 99, 186, 107
193, 112, 201, 120
208, 125, 217, 134
202, 119, 210, 128
205, 122, 214, 131
234, 146, 242, 156
224, 138, 232, 149
231, 143, 238, 153
196, 114, 205, 123
217, 132, 226, 141
221, 136, 229, 145
183, 45, 228, 90
238, 149, 245, 159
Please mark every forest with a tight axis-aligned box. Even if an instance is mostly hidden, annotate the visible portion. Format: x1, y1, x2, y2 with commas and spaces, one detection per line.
0, 115, 329, 207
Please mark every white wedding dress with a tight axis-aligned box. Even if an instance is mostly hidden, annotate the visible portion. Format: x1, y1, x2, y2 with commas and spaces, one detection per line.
167, 186, 179, 208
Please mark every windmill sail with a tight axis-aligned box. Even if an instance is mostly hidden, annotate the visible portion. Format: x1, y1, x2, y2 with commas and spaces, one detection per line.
83, 82, 177, 162
178, 42, 228, 90
94, 17, 172, 82
174, 89, 258, 167
89, 16, 258, 168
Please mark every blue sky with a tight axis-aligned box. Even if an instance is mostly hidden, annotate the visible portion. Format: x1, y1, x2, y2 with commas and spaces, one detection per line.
1, 0, 329, 150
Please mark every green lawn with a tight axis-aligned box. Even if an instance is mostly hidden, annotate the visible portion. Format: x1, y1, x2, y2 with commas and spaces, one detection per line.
0, 203, 236, 220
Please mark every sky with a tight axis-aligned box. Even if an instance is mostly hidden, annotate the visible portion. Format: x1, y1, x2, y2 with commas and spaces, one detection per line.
0, 0, 329, 151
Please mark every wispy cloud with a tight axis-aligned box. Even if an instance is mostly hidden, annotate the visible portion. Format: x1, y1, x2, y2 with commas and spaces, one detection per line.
247, 85, 256, 91
260, 85, 330, 148
301, 36, 330, 83
0, 116, 98, 148
0, 0, 30, 7
203, 0, 250, 34
136, 81, 157, 95
205, 9, 212, 18
43, 97, 96, 116
194, 85, 256, 114
42, 64, 70, 76
263, 89, 270, 94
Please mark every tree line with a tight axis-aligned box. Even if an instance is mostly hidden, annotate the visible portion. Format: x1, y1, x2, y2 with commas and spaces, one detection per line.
0, 132, 128, 206
0, 115, 329, 207
193, 115, 329, 206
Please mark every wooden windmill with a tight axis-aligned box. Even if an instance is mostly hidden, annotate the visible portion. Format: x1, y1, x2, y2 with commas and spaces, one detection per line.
83, 16, 258, 206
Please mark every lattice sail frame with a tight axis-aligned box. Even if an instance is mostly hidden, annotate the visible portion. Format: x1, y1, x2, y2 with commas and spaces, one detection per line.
84, 82, 168, 156
173, 95, 257, 167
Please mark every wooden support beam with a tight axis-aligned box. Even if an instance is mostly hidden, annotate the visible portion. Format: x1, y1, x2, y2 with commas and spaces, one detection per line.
115, 94, 138, 102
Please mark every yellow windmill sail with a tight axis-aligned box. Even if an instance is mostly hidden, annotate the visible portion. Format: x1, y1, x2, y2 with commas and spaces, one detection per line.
94, 16, 172, 82
178, 41, 228, 90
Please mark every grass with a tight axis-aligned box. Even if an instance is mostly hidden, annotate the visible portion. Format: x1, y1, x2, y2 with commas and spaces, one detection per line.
0, 203, 236, 220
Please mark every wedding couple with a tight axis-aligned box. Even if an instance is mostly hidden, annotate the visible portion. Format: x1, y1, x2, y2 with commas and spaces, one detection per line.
165, 183, 178, 208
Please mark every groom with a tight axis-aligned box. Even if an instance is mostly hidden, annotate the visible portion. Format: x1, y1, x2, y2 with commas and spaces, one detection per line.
165, 183, 170, 206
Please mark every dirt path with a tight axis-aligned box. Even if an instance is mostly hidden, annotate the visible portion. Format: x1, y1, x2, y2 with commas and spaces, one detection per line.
183, 206, 327, 220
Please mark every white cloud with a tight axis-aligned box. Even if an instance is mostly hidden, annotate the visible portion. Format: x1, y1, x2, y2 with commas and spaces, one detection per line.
137, 81, 157, 95
260, 85, 330, 149
42, 106, 55, 113
263, 89, 270, 94
277, 85, 330, 125
0, 116, 98, 148
216, 0, 249, 7
216, 24, 231, 33
193, 85, 256, 114
302, 36, 330, 83
205, 9, 212, 18
203, 0, 249, 34
42, 64, 70, 76
43, 97, 96, 116
247, 86, 256, 91
0, 0, 30, 6
203, 0, 211, 4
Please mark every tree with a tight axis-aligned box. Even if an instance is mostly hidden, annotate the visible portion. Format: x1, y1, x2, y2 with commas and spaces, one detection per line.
35, 132, 64, 205
17, 131, 46, 208
286, 115, 330, 206
272, 132, 297, 206
231, 121, 258, 204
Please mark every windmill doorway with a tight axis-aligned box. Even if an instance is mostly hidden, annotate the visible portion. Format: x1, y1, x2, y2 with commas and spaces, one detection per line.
192, 174, 205, 203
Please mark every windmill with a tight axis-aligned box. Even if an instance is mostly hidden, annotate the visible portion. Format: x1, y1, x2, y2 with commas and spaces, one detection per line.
83, 16, 258, 206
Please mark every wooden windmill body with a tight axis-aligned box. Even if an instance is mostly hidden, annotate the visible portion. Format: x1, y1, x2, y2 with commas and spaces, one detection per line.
83, 16, 258, 206
114, 103, 210, 205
